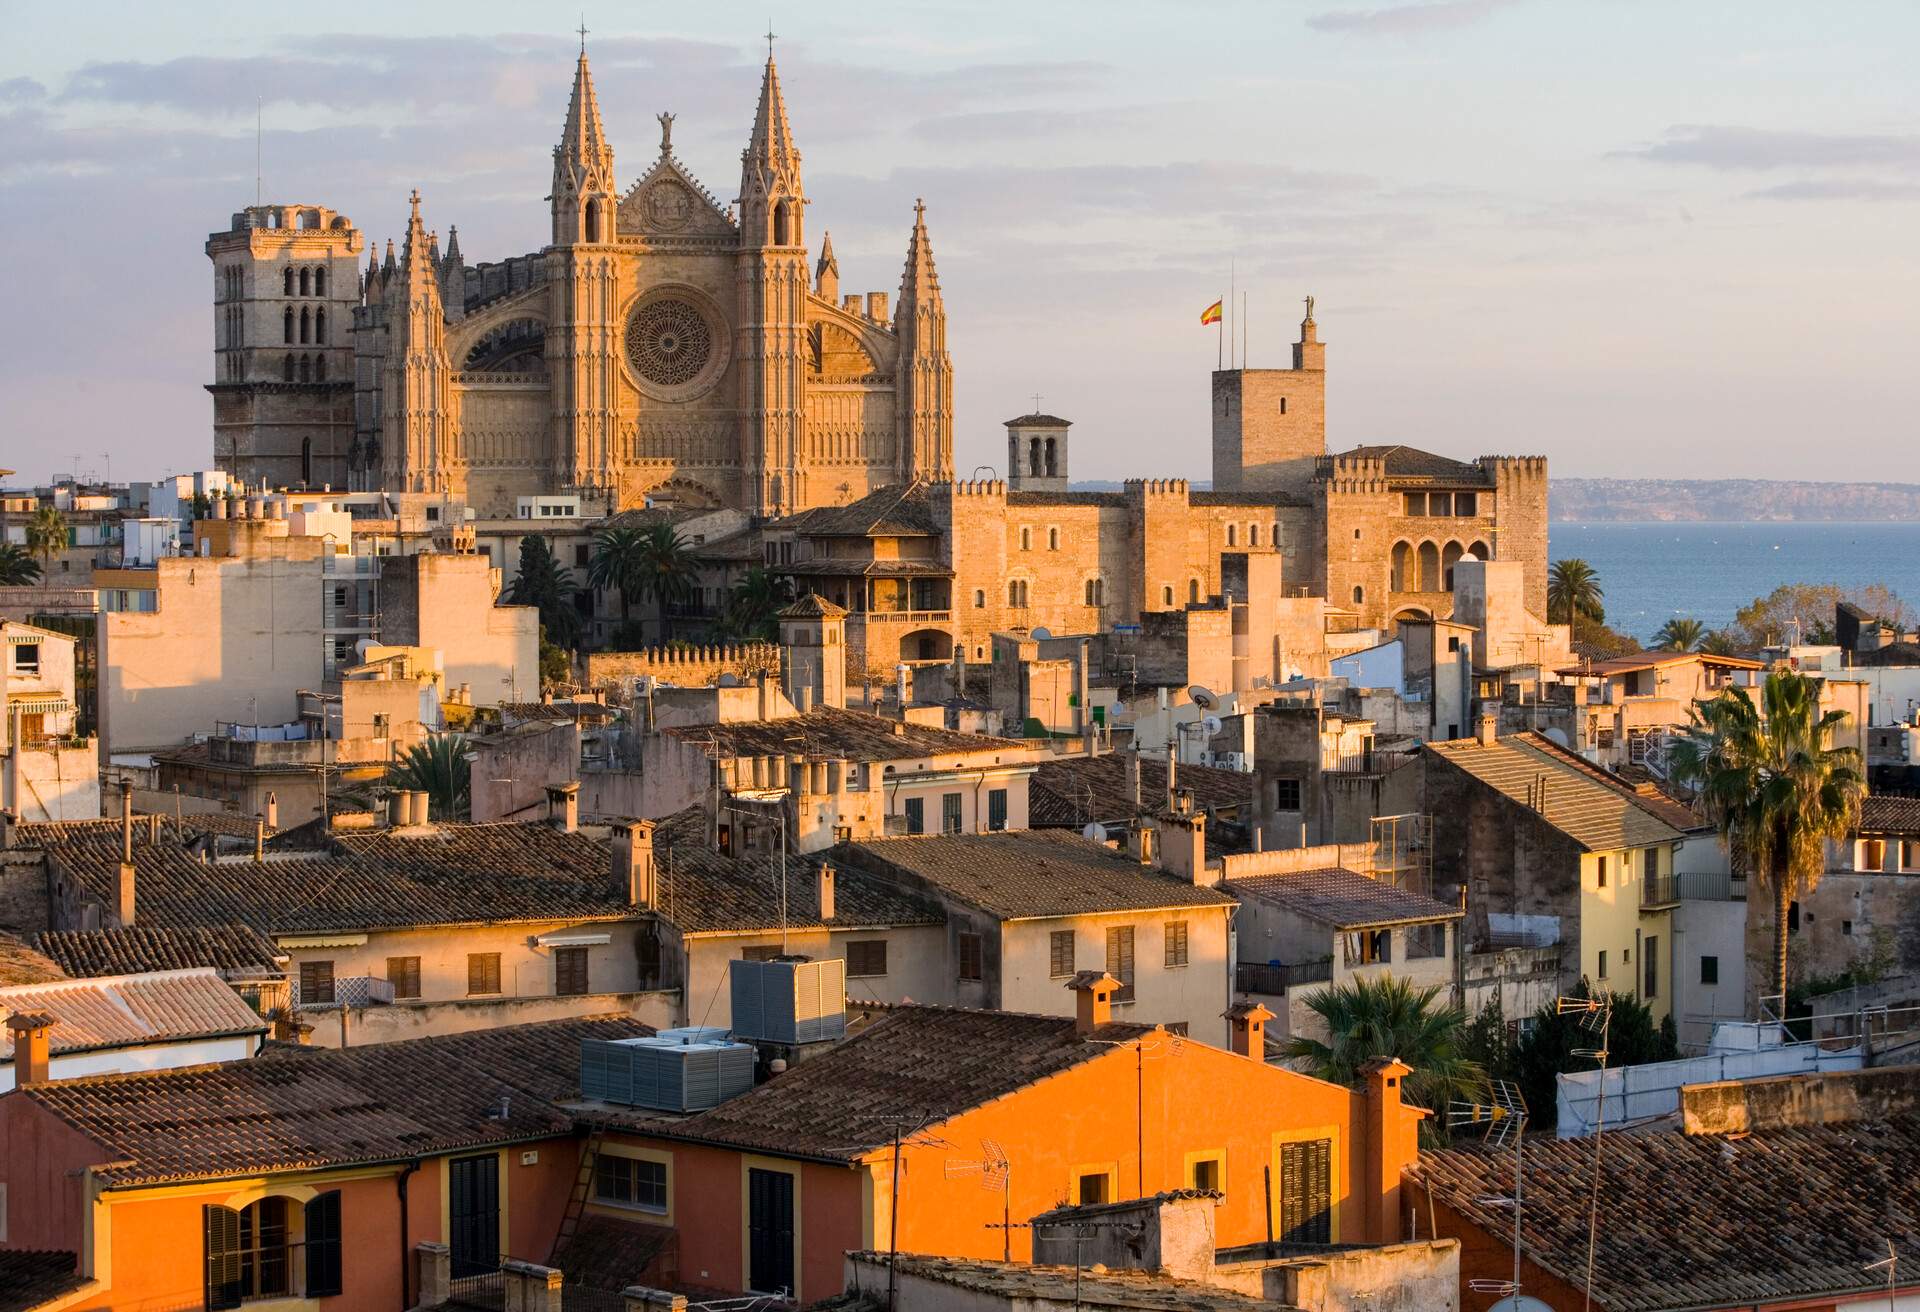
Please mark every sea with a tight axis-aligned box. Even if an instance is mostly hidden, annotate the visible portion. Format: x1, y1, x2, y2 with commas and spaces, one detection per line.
1548, 521, 1920, 644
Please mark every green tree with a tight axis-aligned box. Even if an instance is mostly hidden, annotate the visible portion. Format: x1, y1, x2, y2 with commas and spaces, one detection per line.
1732, 582, 1907, 650
0, 544, 42, 586
1669, 670, 1867, 1003
539, 633, 574, 686
386, 734, 471, 821
507, 536, 580, 648
1510, 983, 1678, 1130
1281, 975, 1488, 1140
1654, 617, 1704, 652
723, 567, 795, 643
1547, 558, 1605, 625
24, 507, 67, 572
586, 523, 648, 623
1697, 627, 1745, 657
632, 522, 699, 643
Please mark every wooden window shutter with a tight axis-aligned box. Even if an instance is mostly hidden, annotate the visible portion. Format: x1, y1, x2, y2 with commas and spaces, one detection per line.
304, 1190, 343, 1297
203, 1204, 243, 1310
468, 953, 501, 995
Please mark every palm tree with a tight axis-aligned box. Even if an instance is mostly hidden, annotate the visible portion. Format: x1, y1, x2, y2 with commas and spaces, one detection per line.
1669, 670, 1866, 1003
1697, 628, 1743, 657
1654, 616, 1705, 652
725, 567, 794, 643
506, 536, 580, 649
586, 523, 648, 622
1281, 974, 1487, 1137
632, 522, 699, 642
386, 734, 471, 821
0, 544, 41, 586
1547, 558, 1605, 625
24, 507, 67, 573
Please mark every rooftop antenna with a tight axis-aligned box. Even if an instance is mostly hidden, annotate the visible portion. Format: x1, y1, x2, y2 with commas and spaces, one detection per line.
944, 1138, 1013, 1260
255, 96, 262, 208
1448, 1079, 1530, 1305
1557, 990, 1615, 1312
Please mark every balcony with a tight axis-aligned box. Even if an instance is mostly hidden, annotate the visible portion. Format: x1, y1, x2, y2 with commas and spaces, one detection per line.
1235, 958, 1333, 996
855, 609, 953, 627
292, 975, 395, 1010
1641, 871, 1680, 909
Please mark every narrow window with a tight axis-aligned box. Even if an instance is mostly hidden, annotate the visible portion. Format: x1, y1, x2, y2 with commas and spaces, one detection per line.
846, 940, 889, 977
1226, 524, 1237, 547
315, 306, 326, 344
298, 960, 335, 1005
299, 267, 311, 296
958, 931, 983, 981
987, 788, 1009, 831
299, 306, 310, 343
1249, 523, 1261, 546
1049, 930, 1075, 978
1020, 526, 1032, 551
284, 307, 294, 343
1162, 585, 1174, 607
1190, 578, 1201, 604
314, 267, 326, 297
1643, 936, 1658, 997
1164, 920, 1189, 967
1106, 925, 1135, 1001
467, 952, 502, 995
1700, 955, 1720, 986
1189, 1154, 1223, 1193
555, 946, 590, 996
1279, 397, 1288, 415
1353, 586, 1364, 605
1597, 950, 1609, 980
1596, 856, 1609, 888
973, 589, 985, 608
941, 791, 963, 834
1274, 778, 1302, 811
1278, 1139, 1333, 1244
304, 1191, 343, 1297
1048, 526, 1060, 551
904, 796, 925, 834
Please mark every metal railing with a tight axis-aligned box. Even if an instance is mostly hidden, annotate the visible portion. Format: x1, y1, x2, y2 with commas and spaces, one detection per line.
1235, 958, 1333, 995
1642, 871, 1679, 906
853, 609, 953, 625
292, 975, 396, 1010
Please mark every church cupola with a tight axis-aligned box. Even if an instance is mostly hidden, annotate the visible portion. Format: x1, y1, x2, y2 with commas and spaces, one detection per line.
738, 52, 805, 249
551, 41, 617, 246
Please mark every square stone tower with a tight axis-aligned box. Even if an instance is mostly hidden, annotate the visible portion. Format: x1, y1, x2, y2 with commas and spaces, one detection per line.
1005, 413, 1071, 492
1211, 303, 1326, 501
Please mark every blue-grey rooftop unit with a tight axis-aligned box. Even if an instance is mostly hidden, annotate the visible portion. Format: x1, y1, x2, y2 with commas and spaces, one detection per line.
579, 1034, 756, 1112
729, 957, 848, 1044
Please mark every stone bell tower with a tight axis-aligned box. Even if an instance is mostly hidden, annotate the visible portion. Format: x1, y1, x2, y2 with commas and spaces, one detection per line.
1005, 412, 1070, 493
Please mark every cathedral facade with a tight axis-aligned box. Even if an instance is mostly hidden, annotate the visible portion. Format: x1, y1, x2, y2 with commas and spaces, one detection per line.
208, 49, 953, 517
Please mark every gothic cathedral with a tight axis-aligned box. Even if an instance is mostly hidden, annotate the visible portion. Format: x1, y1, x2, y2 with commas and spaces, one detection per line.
206, 48, 954, 516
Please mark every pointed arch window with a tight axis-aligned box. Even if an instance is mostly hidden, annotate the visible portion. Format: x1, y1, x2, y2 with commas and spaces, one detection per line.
283, 267, 295, 297
299, 267, 311, 297
297, 355, 311, 383
1249, 523, 1261, 547
585, 198, 602, 243
299, 307, 310, 344
283, 354, 295, 382
314, 307, 326, 345
1226, 524, 1237, 547
283, 308, 294, 344
314, 267, 326, 296
314, 354, 326, 382
774, 200, 793, 247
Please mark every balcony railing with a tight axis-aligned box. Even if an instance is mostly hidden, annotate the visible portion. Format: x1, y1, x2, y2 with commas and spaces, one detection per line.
293, 975, 396, 1010
1235, 958, 1333, 996
853, 609, 953, 626
1641, 871, 1680, 907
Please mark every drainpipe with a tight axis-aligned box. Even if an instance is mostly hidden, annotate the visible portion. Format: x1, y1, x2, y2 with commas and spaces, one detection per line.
396, 1159, 421, 1311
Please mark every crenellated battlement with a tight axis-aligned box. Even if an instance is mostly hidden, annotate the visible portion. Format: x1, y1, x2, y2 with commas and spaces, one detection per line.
584, 642, 781, 689
1478, 455, 1549, 482
1124, 478, 1191, 498
1314, 454, 1389, 494
947, 479, 1008, 498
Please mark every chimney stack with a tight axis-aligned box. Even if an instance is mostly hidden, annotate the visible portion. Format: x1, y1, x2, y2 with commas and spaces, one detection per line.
547, 783, 580, 834
1224, 1001, 1275, 1059
253, 814, 266, 863
1153, 804, 1213, 886
1067, 971, 1120, 1037
6, 1012, 54, 1087
116, 779, 136, 926
388, 790, 407, 828
264, 791, 278, 830
613, 819, 657, 907
1358, 1057, 1417, 1244
1126, 747, 1142, 811
816, 862, 836, 921
1476, 707, 1499, 747
145, 812, 161, 845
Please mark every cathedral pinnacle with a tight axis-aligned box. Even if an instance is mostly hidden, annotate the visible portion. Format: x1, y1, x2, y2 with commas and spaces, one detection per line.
742, 48, 800, 182
556, 44, 615, 186
899, 199, 941, 305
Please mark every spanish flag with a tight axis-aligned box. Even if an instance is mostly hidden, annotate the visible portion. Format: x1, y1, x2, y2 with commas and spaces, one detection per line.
1200, 299, 1224, 326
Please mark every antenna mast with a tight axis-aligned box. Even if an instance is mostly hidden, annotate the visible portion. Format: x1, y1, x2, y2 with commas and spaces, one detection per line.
255, 97, 262, 208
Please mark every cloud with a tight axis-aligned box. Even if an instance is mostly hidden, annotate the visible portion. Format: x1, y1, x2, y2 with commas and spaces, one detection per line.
1306, 0, 1520, 35
1620, 124, 1920, 171
1746, 179, 1920, 202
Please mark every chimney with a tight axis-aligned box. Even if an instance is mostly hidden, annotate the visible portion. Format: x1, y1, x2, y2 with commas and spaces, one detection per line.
1476, 707, 1499, 746
895, 663, 910, 709
1067, 971, 1120, 1037
253, 814, 265, 863
756, 670, 774, 721
1358, 1057, 1417, 1244
547, 782, 580, 834
6, 1012, 54, 1087
816, 863, 836, 921
1125, 819, 1154, 865
613, 819, 657, 907
116, 779, 136, 926
412, 791, 431, 826
145, 812, 161, 845
1126, 747, 1142, 811
264, 791, 278, 830
1153, 806, 1213, 886
1224, 1001, 1275, 1059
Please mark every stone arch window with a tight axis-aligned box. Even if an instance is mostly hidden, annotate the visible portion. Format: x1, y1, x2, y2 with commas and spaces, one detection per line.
299, 307, 310, 344
1279, 397, 1288, 415
314, 354, 326, 382
1044, 437, 1057, 476
774, 200, 793, 246
1390, 540, 1412, 592
1029, 437, 1042, 476
973, 589, 986, 608
1248, 523, 1261, 547
283, 307, 294, 344
1274, 522, 1284, 546
585, 199, 602, 243
297, 355, 311, 383
1226, 524, 1237, 547
314, 307, 326, 345
1442, 541, 1465, 591
301, 438, 313, 486
1019, 526, 1032, 552
283, 267, 295, 296
1189, 578, 1202, 604
299, 267, 311, 297
1353, 585, 1365, 605
1085, 577, 1105, 607
1047, 527, 1060, 551
1418, 541, 1441, 592
1008, 579, 1029, 608
314, 267, 326, 297
283, 354, 295, 382
1468, 539, 1490, 561
1162, 585, 1175, 608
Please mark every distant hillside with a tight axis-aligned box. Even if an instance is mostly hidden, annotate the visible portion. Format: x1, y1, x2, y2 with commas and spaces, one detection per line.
1552, 479, 1920, 523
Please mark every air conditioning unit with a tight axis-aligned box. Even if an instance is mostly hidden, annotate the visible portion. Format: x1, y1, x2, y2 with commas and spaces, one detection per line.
579, 1034, 756, 1112
729, 957, 847, 1045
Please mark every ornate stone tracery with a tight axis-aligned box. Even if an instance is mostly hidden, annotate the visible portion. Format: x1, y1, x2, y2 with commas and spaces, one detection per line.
624, 297, 712, 386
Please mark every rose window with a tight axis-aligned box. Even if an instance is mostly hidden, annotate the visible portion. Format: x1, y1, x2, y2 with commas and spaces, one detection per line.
625, 299, 713, 387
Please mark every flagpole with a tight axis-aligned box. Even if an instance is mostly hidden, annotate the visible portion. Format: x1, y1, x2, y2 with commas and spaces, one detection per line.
1216, 300, 1223, 370
1229, 260, 1236, 374
1241, 291, 1247, 370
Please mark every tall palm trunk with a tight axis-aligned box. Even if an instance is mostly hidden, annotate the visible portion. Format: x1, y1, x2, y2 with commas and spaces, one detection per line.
1773, 856, 1791, 1008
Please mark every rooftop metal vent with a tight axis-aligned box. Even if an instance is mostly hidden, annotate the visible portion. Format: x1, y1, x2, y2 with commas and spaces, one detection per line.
579, 1035, 756, 1112
729, 957, 847, 1045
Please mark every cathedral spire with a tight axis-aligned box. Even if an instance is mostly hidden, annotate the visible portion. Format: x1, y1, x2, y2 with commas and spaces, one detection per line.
742, 54, 799, 183
381, 237, 397, 277
814, 230, 839, 301
897, 199, 942, 308
738, 51, 804, 249
551, 46, 616, 245
400, 190, 443, 309
557, 47, 615, 184
894, 199, 953, 484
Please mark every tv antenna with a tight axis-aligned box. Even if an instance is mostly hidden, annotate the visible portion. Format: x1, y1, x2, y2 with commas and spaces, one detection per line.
1557, 991, 1615, 1312
1449, 1079, 1529, 1304
945, 1138, 1014, 1260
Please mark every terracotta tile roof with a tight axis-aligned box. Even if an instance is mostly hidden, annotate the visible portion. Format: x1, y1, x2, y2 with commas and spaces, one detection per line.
1555, 649, 1764, 676
43, 824, 638, 935
585, 1005, 1149, 1161
1187, 489, 1310, 509
1851, 642, 1920, 668
1860, 795, 1920, 835
1336, 444, 1492, 485
650, 808, 941, 936
558, 1213, 674, 1295
1003, 412, 1071, 427
1029, 754, 1250, 828
36, 923, 283, 979
1222, 867, 1462, 930
844, 1253, 1279, 1309
834, 829, 1236, 920
1005, 490, 1125, 507
24, 1015, 651, 1187
1514, 735, 1708, 833
783, 557, 952, 578
1414, 1117, 1920, 1311
692, 528, 761, 563
782, 483, 939, 537
0, 1250, 87, 1312
14, 812, 272, 844
0, 931, 68, 986
1425, 732, 1686, 851
0, 968, 268, 1061
779, 592, 846, 618
666, 705, 1029, 764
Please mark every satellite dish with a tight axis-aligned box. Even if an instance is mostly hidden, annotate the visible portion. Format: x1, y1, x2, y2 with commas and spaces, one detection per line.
1188, 685, 1216, 711
1201, 715, 1223, 737
1488, 1298, 1554, 1312
1082, 822, 1106, 841
717, 672, 740, 687
1031, 626, 1053, 641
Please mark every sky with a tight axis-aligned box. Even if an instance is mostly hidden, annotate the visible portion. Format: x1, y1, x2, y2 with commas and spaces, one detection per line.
4, 0, 1919, 486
